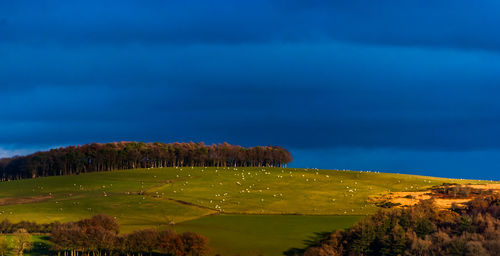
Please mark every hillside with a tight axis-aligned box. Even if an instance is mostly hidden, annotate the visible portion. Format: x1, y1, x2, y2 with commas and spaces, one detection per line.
0, 167, 496, 255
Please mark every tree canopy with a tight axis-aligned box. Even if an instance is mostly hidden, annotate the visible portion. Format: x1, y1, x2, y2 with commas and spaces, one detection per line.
298, 195, 500, 256
50, 214, 210, 256
0, 142, 293, 180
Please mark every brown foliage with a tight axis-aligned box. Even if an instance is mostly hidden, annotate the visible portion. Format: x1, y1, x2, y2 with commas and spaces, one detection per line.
158, 230, 185, 256
180, 232, 210, 256
50, 214, 210, 256
300, 194, 500, 256
0, 219, 58, 234
432, 184, 493, 199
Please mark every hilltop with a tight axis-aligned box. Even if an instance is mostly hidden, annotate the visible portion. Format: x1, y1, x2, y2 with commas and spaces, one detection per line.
0, 142, 292, 180
0, 167, 495, 255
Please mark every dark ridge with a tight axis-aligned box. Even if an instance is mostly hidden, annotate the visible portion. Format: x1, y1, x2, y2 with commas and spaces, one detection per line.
0, 142, 293, 180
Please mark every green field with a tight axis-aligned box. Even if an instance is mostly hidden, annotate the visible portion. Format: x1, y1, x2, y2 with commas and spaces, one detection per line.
173, 214, 362, 256
0, 167, 495, 255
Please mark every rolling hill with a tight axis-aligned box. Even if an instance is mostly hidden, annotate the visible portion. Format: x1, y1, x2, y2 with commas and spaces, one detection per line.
0, 167, 495, 255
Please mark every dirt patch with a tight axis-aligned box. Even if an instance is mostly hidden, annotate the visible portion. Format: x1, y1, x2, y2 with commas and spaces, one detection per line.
0, 195, 52, 206
374, 184, 500, 209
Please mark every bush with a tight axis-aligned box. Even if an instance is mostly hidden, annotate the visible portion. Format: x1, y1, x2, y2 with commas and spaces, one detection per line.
300, 195, 500, 256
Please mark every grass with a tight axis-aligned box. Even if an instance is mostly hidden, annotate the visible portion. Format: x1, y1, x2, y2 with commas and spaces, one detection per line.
172, 214, 362, 256
0, 167, 496, 255
0, 195, 211, 232
146, 167, 491, 215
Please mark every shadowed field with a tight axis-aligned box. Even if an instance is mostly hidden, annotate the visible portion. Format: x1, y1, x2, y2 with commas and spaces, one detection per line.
173, 214, 362, 256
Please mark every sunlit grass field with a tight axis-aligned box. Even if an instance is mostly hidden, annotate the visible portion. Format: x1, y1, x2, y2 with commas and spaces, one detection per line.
0, 167, 495, 255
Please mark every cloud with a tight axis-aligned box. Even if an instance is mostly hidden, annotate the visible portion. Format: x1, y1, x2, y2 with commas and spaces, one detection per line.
2, 1, 500, 179
1, 42, 500, 151
1, 1, 500, 51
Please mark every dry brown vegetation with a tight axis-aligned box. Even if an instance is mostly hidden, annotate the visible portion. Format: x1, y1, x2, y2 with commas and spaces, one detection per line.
373, 183, 500, 210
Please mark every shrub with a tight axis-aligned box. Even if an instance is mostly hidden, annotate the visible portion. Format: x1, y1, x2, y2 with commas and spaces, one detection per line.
298, 195, 500, 256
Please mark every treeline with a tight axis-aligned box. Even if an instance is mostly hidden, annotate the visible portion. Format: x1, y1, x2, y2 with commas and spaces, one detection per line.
297, 195, 500, 256
51, 214, 210, 256
0, 215, 210, 256
0, 219, 59, 234
0, 142, 293, 180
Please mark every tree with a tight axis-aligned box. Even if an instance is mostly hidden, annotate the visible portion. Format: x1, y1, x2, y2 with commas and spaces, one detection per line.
0, 235, 12, 256
291, 195, 500, 256
0, 142, 293, 180
415, 217, 436, 237
49, 214, 211, 256
158, 230, 184, 256
125, 229, 158, 256
406, 232, 432, 256
12, 229, 32, 256
303, 244, 339, 256
180, 232, 209, 256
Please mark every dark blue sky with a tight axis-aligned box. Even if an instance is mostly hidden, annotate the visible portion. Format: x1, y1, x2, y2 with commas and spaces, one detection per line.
1, 1, 500, 179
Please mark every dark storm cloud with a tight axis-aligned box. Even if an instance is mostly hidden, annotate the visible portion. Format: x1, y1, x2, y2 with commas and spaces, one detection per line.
1, 44, 500, 150
1, 1, 500, 178
276, 0, 500, 51
2, 1, 500, 51
1, 42, 500, 151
